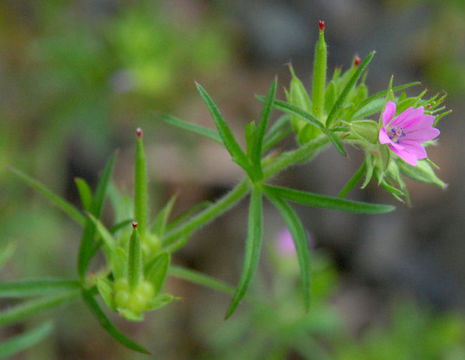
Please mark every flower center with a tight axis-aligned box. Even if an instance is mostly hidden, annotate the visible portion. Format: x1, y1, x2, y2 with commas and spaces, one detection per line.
389, 126, 405, 143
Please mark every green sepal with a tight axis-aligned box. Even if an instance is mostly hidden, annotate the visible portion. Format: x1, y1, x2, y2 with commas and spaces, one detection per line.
151, 194, 177, 237
97, 277, 115, 311
144, 252, 171, 295
350, 120, 379, 144
118, 308, 143, 322
81, 289, 150, 354
112, 247, 127, 280
398, 159, 447, 189
361, 153, 374, 189
245, 121, 258, 159
127, 226, 142, 291
146, 293, 178, 311
326, 52, 375, 128
324, 81, 337, 115
312, 27, 327, 120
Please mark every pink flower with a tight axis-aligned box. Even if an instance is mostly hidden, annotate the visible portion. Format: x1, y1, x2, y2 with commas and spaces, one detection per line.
378, 101, 440, 166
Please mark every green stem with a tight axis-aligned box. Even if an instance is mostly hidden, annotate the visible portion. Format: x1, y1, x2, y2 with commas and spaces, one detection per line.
163, 180, 249, 246
163, 136, 330, 248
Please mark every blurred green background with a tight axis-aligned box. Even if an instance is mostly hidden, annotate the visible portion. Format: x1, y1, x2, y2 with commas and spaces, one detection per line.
1, 0, 464, 359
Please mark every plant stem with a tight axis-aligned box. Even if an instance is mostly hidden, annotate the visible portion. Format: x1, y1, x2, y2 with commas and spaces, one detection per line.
163, 136, 330, 248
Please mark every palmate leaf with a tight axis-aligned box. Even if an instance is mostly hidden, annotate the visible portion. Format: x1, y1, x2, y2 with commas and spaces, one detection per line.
78, 153, 116, 280
0, 321, 53, 359
81, 289, 150, 354
264, 184, 394, 214
326, 51, 375, 128
264, 189, 311, 311
9, 168, 85, 226
225, 186, 263, 319
195, 82, 254, 176
0, 279, 80, 298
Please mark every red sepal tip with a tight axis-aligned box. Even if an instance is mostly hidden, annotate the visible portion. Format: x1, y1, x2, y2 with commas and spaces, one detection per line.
354, 56, 361, 67
318, 20, 325, 31
136, 128, 143, 138
132, 221, 138, 229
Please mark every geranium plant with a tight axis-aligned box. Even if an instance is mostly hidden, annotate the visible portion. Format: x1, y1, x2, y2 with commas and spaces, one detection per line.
0, 20, 448, 356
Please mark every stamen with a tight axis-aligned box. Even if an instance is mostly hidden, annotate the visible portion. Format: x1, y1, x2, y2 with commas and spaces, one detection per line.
389, 127, 405, 143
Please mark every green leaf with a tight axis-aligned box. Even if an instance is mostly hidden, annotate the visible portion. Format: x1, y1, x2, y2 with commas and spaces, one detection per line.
263, 184, 394, 214
264, 99, 324, 131
245, 121, 257, 159
127, 226, 142, 291
0, 279, 80, 298
338, 161, 366, 198
252, 79, 277, 167
97, 277, 115, 311
78, 154, 116, 280
161, 114, 223, 144
145, 252, 170, 295
326, 131, 346, 156
263, 115, 292, 152
166, 201, 212, 231
354, 81, 420, 116
195, 82, 252, 173
264, 190, 311, 311
225, 187, 263, 319
134, 133, 148, 235
151, 195, 177, 237
326, 51, 375, 128
74, 177, 93, 212
361, 153, 374, 189
0, 322, 53, 359
10, 168, 85, 226
324, 81, 337, 115
352, 98, 385, 120
169, 265, 235, 296
81, 289, 150, 354
87, 214, 116, 253
0, 290, 79, 327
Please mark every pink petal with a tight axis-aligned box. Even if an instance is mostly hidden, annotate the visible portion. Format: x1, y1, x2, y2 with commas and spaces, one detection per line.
401, 107, 425, 129
401, 140, 427, 158
405, 127, 440, 142
383, 101, 396, 126
389, 144, 418, 166
379, 128, 392, 144
407, 114, 435, 130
